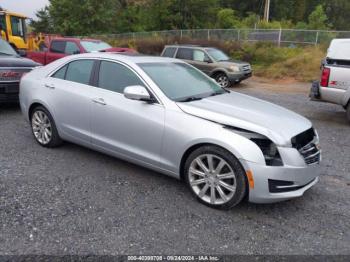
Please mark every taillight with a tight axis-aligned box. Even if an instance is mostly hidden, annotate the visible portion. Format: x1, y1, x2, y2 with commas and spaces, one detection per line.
320, 67, 330, 87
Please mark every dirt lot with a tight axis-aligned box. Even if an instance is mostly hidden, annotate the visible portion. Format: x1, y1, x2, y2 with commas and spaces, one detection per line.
0, 78, 349, 255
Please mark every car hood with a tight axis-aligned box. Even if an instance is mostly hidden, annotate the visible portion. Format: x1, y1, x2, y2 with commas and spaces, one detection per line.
176, 92, 312, 146
0, 55, 41, 67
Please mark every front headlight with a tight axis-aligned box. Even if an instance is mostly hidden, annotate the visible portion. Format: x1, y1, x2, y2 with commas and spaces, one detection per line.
229, 65, 240, 72
224, 126, 283, 166
250, 138, 283, 166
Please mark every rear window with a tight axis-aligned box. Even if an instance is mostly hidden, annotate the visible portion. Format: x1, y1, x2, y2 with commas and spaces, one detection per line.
162, 47, 177, 58
176, 48, 193, 60
65, 60, 95, 85
52, 65, 67, 79
50, 41, 66, 53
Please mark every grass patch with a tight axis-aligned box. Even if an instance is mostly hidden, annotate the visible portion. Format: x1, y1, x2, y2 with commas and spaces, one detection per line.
107, 37, 326, 82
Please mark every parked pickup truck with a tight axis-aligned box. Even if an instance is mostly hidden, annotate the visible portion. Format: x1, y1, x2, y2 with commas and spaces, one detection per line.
26, 38, 135, 65
310, 39, 350, 122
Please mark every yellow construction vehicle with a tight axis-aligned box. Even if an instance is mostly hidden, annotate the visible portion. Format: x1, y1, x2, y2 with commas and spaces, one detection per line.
0, 8, 48, 51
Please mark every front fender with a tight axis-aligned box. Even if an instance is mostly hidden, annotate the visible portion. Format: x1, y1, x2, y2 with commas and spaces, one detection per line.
210, 68, 230, 77
181, 127, 266, 166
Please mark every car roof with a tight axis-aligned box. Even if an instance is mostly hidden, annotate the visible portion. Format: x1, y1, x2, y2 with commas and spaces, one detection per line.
164, 45, 217, 49
70, 52, 182, 64
51, 37, 104, 42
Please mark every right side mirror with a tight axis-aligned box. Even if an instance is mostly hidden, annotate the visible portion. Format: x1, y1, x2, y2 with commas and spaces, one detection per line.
124, 85, 153, 102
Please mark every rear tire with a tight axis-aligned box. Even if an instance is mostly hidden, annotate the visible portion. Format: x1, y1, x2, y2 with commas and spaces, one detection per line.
347, 103, 350, 122
184, 145, 247, 210
30, 106, 62, 147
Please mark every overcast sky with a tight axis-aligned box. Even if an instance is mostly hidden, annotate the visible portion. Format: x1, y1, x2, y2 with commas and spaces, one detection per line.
1, 0, 49, 19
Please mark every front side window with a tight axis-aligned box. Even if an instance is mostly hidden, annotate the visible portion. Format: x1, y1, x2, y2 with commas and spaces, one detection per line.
176, 48, 193, 60
162, 47, 176, 58
139, 62, 224, 101
65, 60, 94, 85
10, 16, 25, 37
50, 41, 66, 53
193, 50, 207, 62
0, 15, 6, 31
98, 61, 144, 94
65, 42, 80, 54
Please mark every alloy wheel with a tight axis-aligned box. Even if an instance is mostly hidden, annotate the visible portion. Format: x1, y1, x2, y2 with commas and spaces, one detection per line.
216, 75, 229, 88
31, 110, 52, 145
188, 154, 237, 205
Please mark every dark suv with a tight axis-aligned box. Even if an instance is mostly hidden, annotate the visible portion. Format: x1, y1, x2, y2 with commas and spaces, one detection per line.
161, 45, 252, 88
0, 39, 40, 103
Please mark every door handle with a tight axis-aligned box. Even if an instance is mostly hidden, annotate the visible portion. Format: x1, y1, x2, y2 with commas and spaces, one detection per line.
44, 83, 55, 89
92, 97, 106, 105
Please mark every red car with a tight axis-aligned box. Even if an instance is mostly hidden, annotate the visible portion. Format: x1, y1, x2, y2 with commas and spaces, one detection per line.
26, 38, 135, 65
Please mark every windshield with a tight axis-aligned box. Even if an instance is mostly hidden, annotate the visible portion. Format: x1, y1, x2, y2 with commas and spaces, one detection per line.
80, 41, 112, 52
139, 62, 226, 102
0, 39, 18, 56
206, 48, 230, 61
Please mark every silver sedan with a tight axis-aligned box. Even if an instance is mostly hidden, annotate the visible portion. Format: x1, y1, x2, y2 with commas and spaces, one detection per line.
19, 53, 321, 209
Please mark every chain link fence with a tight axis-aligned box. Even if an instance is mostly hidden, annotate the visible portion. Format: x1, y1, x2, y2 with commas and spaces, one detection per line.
91, 29, 350, 46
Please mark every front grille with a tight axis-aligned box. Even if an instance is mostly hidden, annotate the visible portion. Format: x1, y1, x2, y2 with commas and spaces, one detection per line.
0, 82, 20, 94
242, 65, 251, 72
0, 68, 30, 82
291, 128, 321, 165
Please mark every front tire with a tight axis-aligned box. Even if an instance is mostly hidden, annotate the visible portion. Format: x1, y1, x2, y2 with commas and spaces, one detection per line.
347, 103, 350, 122
215, 73, 231, 88
184, 145, 247, 209
30, 106, 62, 147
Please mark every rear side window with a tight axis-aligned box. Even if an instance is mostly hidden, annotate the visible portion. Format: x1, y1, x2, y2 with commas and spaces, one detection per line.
176, 48, 193, 60
52, 65, 67, 79
65, 42, 80, 54
50, 41, 66, 53
65, 60, 94, 85
98, 61, 144, 94
162, 47, 176, 58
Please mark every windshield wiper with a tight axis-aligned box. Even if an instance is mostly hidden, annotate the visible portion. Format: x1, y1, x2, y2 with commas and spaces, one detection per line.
177, 96, 203, 102
209, 90, 229, 97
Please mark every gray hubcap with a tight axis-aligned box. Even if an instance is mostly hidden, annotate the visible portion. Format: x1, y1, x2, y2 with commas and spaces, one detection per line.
31, 111, 52, 145
189, 154, 236, 205
216, 75, 229, 87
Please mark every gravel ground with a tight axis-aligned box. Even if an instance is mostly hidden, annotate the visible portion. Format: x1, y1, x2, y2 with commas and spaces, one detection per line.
0, 79, 349, 255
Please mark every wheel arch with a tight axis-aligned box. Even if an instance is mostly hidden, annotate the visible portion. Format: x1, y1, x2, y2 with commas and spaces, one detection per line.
179, 142, 251, 202
210, 69, 228, 78
179, 142, 242, 181
28, 101, 55, 122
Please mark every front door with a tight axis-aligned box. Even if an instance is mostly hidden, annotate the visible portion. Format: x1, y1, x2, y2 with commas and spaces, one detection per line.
191, 49, 215, 75
91, 60, 165, 166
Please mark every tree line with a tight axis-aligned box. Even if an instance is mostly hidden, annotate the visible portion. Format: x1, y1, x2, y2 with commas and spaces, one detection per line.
30, 0, 350, 36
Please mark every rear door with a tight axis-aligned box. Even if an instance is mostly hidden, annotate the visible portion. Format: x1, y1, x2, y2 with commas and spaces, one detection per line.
45, 59, 98, 143
175, 48, 194, 65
